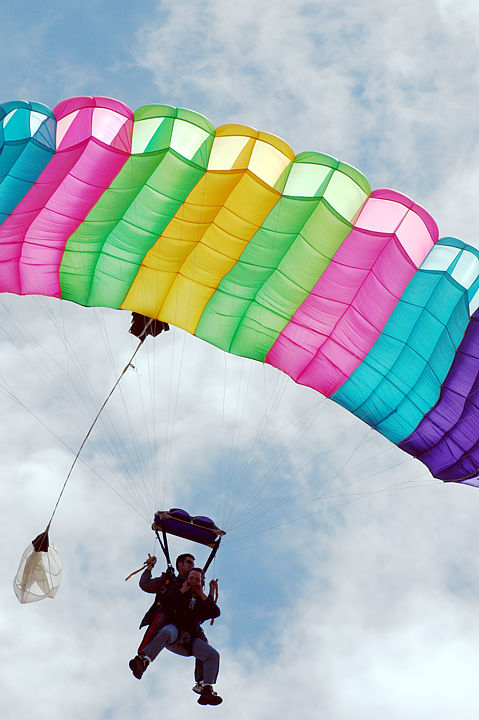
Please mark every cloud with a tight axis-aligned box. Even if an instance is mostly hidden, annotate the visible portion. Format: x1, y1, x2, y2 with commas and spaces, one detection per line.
134, 0, 479, 231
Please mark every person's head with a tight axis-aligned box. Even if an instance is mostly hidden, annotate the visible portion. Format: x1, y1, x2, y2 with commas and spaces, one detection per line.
187, 567, 205, 588
176, 553, 195, 577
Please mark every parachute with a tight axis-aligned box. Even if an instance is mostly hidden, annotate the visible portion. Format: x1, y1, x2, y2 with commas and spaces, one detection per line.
13, 531, 61, 603
1, 94, 479, 487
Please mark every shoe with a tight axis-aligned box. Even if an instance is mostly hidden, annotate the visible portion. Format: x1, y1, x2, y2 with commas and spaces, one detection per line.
197, 685, 223, 706
192, 682, 203, 694
129, 654, 149, 679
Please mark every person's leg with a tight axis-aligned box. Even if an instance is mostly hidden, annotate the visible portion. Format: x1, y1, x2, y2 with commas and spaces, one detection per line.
129, 624, 179, 679
194, 659, 204, 683
191, 640, 222, 705
192, 659, 204, 694
191, 639, 220, 685
143, 624, 178, 662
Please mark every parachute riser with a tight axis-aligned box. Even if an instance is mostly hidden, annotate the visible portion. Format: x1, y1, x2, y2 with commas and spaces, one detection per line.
203, 537, 222, 575
154, 528, 173, 570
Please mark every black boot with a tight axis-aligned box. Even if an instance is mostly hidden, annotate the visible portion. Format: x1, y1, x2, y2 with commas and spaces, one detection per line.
129, 654, 149, 679
197, 684, 223, 705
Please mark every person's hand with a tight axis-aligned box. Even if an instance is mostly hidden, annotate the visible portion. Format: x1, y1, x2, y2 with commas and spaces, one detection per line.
209, 579, 218, 595
188, 572, 206, 599
180, 579, 189, 593
145, 554, 157, 569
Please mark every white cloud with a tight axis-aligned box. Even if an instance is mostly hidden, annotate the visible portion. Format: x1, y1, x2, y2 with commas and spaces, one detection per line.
135, 0, 479, 239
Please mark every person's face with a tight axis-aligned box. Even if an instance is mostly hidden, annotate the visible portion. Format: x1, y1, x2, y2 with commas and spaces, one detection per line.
177, 556, 195, 577
187, 569, 203, 588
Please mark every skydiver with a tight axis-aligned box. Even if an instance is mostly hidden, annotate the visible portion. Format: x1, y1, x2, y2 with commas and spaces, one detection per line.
130, 555, 222, 705
136, 552, 217, 691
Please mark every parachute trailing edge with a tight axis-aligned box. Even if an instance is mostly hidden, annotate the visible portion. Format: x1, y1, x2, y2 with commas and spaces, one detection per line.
1, 95, 479, 484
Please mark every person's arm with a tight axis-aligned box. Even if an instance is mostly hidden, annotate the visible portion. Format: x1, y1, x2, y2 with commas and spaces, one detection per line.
185, 574, 220, 620
207, 578, 218, 600
199, 595, 220, 622
139, 567, 168, 594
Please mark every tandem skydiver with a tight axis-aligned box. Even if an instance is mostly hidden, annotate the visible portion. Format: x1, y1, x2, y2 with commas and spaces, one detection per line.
129, 553, 222, 706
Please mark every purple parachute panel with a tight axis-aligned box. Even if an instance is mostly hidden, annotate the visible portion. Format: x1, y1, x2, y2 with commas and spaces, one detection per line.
399, 311, 479, 484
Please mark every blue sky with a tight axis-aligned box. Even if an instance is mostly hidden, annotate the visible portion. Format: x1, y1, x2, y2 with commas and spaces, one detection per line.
1, 1, 157, 108
3, 1, 479, 719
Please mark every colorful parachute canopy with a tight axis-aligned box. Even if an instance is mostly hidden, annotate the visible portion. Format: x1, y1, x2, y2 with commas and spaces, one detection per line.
1, 95, 479, 485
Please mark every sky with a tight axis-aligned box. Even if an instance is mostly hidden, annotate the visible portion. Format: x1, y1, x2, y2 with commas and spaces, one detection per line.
2, 1, 479, 718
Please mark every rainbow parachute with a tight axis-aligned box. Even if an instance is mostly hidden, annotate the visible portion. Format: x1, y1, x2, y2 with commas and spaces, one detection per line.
2, 95, 479, 485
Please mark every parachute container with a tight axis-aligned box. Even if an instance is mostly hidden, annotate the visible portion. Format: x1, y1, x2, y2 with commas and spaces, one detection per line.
153, 508, 225, 547
13, 532, 62, 604
153, 509, 225, 573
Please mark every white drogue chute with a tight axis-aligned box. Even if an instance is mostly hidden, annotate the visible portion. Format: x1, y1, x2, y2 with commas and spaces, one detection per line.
13, 531, 62, 604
